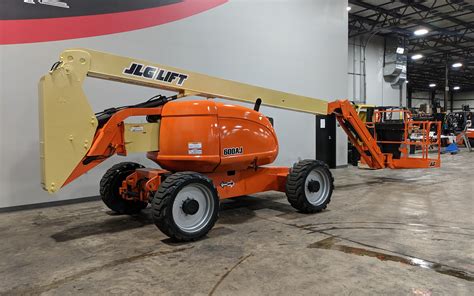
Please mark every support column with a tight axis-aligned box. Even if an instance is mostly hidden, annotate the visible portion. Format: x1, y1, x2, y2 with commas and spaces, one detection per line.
444, 55, 449, 112
450, 91, 454, 112
407, 84, 412, 108
399, 85, 403, 107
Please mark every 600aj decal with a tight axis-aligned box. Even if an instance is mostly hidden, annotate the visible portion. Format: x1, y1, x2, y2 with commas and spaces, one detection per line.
123, 63, 188, 86
223, 147, 243, 156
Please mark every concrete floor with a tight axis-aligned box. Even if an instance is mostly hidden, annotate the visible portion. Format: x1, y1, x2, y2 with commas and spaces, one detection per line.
0, 152, 473, 295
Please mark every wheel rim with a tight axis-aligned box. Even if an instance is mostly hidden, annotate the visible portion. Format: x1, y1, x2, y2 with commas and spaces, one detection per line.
304, 168, 331, 206
172, 183, 215, 233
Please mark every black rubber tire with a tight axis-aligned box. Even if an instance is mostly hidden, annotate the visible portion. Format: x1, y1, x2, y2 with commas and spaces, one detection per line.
100, 162, 148, 215
151, 172, 219, 242
286, 160, 334, 213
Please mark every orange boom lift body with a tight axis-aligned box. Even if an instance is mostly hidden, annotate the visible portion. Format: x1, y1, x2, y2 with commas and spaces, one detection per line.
66, 100, 289, 203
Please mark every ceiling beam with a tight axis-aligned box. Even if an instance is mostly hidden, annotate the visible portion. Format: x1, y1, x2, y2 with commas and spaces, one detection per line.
348, 0, 474, 92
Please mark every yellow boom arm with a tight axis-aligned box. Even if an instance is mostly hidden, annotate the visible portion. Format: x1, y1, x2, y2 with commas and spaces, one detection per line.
39, 48, 329, 192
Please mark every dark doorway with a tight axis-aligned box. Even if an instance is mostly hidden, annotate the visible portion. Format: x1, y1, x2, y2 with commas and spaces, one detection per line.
316, 114, 336, 168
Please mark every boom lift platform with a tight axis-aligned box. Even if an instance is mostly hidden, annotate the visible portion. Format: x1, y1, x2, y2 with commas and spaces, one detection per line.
39, 49, 440, 241
330, 102, 441, 169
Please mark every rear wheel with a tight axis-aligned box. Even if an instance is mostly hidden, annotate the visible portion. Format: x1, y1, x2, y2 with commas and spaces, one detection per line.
151, 172, 219, 241
100, 162, 148, 215
286, 160, 334, 213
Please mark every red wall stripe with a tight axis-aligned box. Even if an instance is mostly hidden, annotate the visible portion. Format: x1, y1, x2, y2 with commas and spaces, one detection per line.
0, 0, 227, 45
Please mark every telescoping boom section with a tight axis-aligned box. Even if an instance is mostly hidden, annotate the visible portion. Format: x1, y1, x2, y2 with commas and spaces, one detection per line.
39, 49, 439, 193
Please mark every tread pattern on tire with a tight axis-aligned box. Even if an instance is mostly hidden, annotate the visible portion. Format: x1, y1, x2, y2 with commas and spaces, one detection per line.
100, 162, 148, 215
151, 171, 219, 242
286, 159, 334, 213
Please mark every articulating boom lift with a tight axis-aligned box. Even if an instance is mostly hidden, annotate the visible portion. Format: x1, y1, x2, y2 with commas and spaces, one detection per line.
39, 49, 440, 241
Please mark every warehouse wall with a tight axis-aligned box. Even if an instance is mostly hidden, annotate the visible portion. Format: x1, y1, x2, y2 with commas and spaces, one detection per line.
452, 91, 474, 111
411, 91, 431, 109
410, 91, 473, 112
348, 36, 406, 106
0, 0, 349, 208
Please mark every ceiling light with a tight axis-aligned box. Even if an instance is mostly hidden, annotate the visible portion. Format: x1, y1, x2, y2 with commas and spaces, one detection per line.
396, 47, 405, 54
405, 80, 409, 83
429, 83, 436, 88
452, 62, 463, 68
453, 86, 460, 90
411, 54, 423, 60
347, 6, 352, 11
414, 29, 429, 36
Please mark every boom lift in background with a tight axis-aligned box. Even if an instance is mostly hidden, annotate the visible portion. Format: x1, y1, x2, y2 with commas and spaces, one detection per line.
446, 105, 474, 148
410, 103, 473, 149
39, 49, 441, 241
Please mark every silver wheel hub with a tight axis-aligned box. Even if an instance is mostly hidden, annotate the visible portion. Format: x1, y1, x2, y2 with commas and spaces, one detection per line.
172, 183, 214, 233
304, 168, 330, 206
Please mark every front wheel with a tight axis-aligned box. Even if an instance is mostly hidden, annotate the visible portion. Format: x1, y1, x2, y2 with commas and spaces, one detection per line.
286, 160, 334, 213
100, 162, 148, 215
151, 172, 219, 241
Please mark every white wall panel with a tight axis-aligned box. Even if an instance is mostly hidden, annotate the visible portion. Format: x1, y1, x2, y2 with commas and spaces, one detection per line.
348, 36, 406, 107
0, 0, 348, 208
